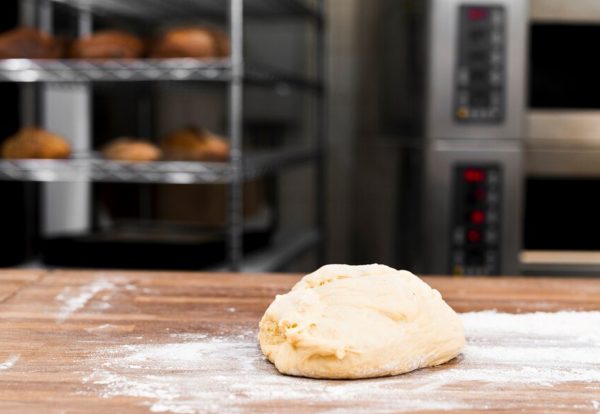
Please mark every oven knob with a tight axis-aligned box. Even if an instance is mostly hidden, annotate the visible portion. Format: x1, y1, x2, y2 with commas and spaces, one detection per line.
457, 106, 470, 119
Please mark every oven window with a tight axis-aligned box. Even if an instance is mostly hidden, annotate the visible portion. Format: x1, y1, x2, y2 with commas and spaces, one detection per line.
530, 24, 600, 108
524, 178, 600, 249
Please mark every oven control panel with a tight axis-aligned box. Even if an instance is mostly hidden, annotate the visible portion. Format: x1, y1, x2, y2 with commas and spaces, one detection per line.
454, 5, 505, 123
450, 165, 502, 275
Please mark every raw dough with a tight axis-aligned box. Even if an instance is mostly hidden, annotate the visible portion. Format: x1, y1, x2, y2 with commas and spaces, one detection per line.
258, 264, 465, 379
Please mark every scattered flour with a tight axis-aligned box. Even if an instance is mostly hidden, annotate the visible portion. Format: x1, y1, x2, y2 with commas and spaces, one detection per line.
82, 311, 600, 413
0, 354, 20, 371
54, 276, 138, 323
85, 324, 115, 333
55, 279, 116, 323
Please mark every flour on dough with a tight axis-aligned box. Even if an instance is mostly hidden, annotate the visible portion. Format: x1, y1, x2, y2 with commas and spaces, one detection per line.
258, 264, 465, 379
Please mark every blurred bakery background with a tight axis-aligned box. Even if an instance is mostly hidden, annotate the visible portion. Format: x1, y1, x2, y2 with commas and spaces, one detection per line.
2, 0, 600, 277
0, 0, 337, 273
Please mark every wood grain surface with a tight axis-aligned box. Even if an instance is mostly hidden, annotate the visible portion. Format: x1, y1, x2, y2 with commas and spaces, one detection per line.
0, 269, 599, 414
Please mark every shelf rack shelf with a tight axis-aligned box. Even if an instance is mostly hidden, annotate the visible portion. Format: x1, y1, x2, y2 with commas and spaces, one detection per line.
0, 148, 319, 184
0, 59, 323, 93
51, 0, 323, 22
0, 58, 231, 83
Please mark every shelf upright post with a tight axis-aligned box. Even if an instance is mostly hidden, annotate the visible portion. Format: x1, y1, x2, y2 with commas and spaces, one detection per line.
228, 0, 245, 271
315, 0, 327, 265
40, 5, 92, 238
20, 0, 38, 126
19, 0, 40, 259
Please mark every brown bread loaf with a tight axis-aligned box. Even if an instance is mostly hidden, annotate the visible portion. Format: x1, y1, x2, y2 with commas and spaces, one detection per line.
1, 127, 71, 159
0, 27, 63, 59
69, 30, 145, 59
102, 137, 162, 162
160, 127, 229, 161
150, 27, 229, 58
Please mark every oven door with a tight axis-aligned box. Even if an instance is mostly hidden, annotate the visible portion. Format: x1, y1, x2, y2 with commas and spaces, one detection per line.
524, 1, 600, 274
522, 134, 600, 275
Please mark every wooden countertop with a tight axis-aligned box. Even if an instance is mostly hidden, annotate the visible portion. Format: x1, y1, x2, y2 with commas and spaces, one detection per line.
0, 269, 599, 413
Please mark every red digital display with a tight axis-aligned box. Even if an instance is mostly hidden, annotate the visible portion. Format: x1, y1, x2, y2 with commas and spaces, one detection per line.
468, 7, 488, 21
467, 229, 481, 243
464, 168, 486, 183
470, 210, 485, 225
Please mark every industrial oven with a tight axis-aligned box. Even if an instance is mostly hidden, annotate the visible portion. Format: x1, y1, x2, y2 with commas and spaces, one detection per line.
387, 0, 528, 276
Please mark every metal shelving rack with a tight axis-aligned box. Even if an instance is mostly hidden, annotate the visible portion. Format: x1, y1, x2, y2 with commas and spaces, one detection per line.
0, 0, 326, 272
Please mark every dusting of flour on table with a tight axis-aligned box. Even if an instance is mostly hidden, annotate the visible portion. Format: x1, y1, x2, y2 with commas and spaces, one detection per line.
0, 354, 20, 371
55, 279, 116, 323
82, 311, 600, 413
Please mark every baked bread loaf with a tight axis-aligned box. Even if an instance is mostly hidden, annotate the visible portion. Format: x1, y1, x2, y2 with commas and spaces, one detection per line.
102, 137, 162, 162
150, 27, 228, 58
69, 30, 145, 59
0, 27, 63, 59
161, 127, 229, 161
207, 28, 230, 57
1, 127, 71, 159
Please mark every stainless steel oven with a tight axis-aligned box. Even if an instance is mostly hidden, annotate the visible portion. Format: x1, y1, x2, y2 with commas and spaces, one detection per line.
521, 0, 600, 275
388, 0, 528, 275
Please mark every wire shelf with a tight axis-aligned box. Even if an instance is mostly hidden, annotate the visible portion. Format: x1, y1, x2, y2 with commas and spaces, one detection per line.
0, 147, 319, 184
0, 59, 323, 92
51, 0, 323, 22
0, 58, 231, 82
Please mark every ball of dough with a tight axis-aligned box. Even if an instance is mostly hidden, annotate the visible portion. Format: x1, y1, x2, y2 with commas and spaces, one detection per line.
258, 264, 465, 379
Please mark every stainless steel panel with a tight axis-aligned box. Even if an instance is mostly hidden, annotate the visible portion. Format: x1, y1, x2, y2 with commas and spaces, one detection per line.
424, 140, 523, 274
530, 0, 600, 23
527, 110, 600, 141
520, 250, 600, 276
426, 0, 528, 139
525, 111, 600, 176
526, 146, 600, 176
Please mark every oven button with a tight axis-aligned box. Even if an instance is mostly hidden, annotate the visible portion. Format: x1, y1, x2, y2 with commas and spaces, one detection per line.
453, 251, 465, 264
490, 71, 502, 85
486, 251, 498, 263
490, 52, 501, 65
467, 229, 482, 243
487, 170, 500, 185
487, 191, 499, 205
491, 10, 503, 26
485, 230, 498, 245
458, 68, 470, 85
470, 210, 485, 225
454, 228, 465, 245
487, 210, 499, 224
490, 32, 502, 45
